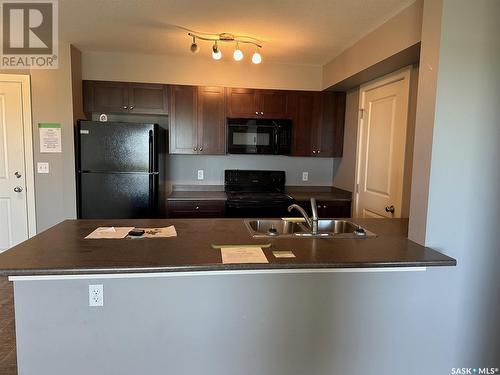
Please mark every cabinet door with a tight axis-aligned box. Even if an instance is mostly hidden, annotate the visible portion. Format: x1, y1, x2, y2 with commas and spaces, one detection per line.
317, 201, 352, 218
167, 200, 225, 218
169, 85, 197, 154
259, 90, 291, 119
84, 81, 129, 114
198, 86, 225, 155
129, 83, 168, 115
316, 92, 346, 157
291, 92, 320, 156
226, 88, 259, 118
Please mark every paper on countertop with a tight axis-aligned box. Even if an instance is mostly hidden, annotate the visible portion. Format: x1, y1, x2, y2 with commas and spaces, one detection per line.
85, 227, 134, 239
128, 226, 177, 238
221, 247, 269, 264
272, 250, 296, 258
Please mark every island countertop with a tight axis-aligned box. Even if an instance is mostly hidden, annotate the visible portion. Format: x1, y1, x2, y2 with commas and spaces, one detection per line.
0, 218, 456, 276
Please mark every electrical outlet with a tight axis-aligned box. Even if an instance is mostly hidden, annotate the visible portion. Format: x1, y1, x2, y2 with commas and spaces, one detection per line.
197, 170, 204, 180
37, 162, 49, 174
302, 172, 309, 182
88, 284, 103, 307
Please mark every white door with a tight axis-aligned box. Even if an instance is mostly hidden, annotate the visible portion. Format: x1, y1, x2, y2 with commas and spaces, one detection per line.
355, 68, 411, 219
0, 76, 35, 251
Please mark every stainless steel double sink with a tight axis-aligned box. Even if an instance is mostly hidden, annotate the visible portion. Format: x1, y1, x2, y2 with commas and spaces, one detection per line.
245, 219, 376, 238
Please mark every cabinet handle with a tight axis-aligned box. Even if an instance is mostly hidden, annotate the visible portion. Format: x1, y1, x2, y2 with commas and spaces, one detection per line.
123, 105, 128, 110
129, 106, 134, 110
317, 150, 321, 154
255, 111, 259, 115
193, 147, 198, 151
312, 150, 316, 154
199, 147, 203, 151
260, 111, 264, 115
195, 206, 200, 210
323, 205, 327, 209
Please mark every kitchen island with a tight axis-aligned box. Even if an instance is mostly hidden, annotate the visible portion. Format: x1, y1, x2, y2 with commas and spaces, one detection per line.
0, 218, 456, 375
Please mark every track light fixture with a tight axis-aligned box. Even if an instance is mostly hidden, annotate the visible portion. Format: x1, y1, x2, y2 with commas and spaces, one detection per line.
188, 31, 263, 64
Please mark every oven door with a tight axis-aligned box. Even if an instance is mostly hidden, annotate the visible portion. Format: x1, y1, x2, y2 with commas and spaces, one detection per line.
227, 124, 276, 154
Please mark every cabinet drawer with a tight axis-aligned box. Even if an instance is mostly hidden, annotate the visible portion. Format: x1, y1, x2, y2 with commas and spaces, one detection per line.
167, 200, 225, 218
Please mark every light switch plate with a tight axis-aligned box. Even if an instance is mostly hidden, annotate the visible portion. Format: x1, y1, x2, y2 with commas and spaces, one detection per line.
37, 162, 49, 174
302, 172, 309, 182
197, 170, 204, 180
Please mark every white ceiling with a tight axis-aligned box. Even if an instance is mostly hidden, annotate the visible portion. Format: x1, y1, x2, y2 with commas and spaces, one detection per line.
60, 0, 416, 66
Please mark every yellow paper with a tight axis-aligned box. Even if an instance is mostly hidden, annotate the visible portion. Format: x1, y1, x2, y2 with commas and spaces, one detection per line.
85, 227, 134, 239
221, 247, 269, 264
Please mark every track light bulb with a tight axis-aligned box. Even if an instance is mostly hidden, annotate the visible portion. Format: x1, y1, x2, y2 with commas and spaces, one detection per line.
252, 50, 262, 64
212, 42, 222, 60
190, 36, 199, 54
233, 43, 243, 61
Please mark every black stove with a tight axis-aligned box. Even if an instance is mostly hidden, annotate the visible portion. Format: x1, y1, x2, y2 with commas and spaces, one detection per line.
224, 170, 294, 218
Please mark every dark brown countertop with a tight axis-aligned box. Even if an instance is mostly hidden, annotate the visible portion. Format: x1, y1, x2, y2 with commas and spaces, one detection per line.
0, 218, 456, 276
167, 186, 352, 202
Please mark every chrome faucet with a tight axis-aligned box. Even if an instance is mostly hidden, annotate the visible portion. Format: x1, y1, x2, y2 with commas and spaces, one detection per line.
288, 198, 319, 235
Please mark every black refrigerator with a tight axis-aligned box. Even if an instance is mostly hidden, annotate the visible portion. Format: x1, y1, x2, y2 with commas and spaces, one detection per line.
76, 120, 167, 219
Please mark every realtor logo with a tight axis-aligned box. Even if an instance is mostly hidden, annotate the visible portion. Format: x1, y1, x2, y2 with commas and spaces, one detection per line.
0, 0, 58, 68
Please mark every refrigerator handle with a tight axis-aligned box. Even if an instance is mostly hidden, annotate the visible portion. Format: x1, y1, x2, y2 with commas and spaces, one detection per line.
148, 129, 154, 173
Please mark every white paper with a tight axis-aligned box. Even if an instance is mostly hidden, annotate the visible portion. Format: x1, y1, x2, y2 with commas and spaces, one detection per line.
221, 247, 269, 264
85, 227, 134, 239
39, 124, 62, 153
272, 251, 296, 258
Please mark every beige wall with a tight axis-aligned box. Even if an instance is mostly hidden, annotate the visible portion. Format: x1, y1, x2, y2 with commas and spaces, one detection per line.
322, 0, 423, 90
408, 0, 443, 244
1, 43, 78, 231
82, 51, 322, 91
332, 88, 359, 192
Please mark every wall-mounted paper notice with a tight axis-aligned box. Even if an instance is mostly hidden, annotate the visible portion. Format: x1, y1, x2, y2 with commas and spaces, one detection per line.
221, 247, 269, 264
39, 123, 62, 153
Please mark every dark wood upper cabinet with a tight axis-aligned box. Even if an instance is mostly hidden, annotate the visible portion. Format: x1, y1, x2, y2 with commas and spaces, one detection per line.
83, 81, 168, 115
260, 90, 290, 119
169, 85, 226, 155
225, 88, 259, 118
291, 91, 345, 157
197, 86, 225, 155
169, 85, 198, 154
128, 83, 168, 114
226, 88, 291, 119
84, 81, 129, 114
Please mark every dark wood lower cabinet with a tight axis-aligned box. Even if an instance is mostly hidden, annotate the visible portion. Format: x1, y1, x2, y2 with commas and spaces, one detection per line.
293, 200, 351, 218
167, 200, 225, 218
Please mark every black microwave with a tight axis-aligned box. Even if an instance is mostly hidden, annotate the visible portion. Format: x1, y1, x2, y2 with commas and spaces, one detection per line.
227, 119, 292, 155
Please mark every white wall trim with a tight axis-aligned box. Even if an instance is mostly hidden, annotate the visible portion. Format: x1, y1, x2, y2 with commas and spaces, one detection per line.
9, 267, 427, 281
0, 74, 37, 237
353, 66, 412, 218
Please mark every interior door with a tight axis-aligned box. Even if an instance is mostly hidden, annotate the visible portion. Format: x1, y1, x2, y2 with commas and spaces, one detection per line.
355, 69, 411, 218
0, 81, 29, 251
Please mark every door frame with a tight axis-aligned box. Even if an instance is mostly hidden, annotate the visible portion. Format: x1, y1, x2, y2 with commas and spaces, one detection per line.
353, 66, 412, 218
0, 74, 37, 236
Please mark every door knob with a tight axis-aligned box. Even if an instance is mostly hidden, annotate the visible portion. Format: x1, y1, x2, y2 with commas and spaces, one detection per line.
14, 171, 22, 178
14, 186, 23, 193
385, 205, 395, 213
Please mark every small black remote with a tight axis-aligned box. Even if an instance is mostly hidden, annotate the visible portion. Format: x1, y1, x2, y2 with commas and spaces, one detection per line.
128, 229, 145, 237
